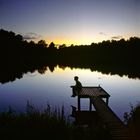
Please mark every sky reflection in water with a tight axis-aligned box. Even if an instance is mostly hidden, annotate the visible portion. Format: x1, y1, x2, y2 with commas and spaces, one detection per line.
0, 66, 140, 120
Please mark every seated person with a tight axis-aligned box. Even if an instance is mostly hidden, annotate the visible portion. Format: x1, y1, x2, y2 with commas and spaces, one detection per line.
72, 76, 82, 97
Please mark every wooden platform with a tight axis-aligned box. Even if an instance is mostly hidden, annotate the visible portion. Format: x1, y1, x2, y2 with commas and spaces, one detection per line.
70, 86, 133, 140
71, 86, 110, 110
71, 86, 110, 98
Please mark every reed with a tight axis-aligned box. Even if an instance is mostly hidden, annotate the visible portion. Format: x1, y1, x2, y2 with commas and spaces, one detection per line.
0, 102, 111, 140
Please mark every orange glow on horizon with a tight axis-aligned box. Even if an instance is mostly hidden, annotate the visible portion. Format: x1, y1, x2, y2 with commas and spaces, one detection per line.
46, 36, 102, 46
43, 33, 137, 46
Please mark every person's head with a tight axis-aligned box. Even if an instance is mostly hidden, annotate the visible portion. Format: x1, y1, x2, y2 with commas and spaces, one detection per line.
74, 76, 79, 81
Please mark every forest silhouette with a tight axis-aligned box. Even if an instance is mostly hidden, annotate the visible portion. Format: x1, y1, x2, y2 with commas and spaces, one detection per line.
0, 29, 140, 84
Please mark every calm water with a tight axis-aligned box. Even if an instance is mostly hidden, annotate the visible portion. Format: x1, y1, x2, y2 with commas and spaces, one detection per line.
0, 66, 140, 120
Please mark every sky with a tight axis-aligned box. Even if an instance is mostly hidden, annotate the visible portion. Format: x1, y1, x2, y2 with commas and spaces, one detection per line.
0, 0, 139, 45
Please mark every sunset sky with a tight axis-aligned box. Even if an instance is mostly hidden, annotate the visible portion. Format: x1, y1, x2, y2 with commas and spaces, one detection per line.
0, 0, 139, 45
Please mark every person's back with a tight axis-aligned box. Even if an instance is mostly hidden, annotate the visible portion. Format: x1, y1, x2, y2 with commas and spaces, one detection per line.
74, 76, 82, 95
71, 76, 82, 97
75, 79, 82, 90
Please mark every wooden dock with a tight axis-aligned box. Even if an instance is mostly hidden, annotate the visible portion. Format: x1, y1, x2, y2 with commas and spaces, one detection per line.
71, 86, 110, 110
71, 86, 133, 140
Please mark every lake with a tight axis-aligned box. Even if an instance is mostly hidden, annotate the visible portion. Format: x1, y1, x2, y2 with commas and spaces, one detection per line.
0, 66, 140, 121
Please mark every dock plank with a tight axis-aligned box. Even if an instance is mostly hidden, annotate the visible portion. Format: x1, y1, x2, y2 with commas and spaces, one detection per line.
71, 86, 110, 98
91, 97, 132, 140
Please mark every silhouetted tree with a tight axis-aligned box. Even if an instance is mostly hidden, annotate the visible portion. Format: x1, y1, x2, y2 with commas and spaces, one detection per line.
37, 40, 47, 48
48, 42, 57, 56
49, 42, 55, 49
59, 44, 66, 49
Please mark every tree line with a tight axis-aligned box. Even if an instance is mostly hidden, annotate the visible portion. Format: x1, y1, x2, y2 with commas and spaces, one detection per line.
1, 28, 140, 63
0, 29, 140, 83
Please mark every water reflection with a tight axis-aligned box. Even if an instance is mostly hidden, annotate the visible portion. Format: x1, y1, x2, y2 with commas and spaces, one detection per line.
0, 66, 140, 121
0, 63, 140, 84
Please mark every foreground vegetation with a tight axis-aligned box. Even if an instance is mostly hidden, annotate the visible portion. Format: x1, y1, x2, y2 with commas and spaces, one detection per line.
0, 102, 111, 140
0, 101, 140, 140
124, 103, 140, 139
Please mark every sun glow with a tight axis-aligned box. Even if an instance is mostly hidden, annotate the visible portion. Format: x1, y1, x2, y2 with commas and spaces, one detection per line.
46, 35, 104, 46
44, 31, 137, 46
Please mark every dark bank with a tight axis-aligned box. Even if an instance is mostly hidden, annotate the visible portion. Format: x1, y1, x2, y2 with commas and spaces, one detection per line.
0, 29, 140, 84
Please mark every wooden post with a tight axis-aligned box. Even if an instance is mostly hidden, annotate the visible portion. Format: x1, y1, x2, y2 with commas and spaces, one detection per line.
78, 96, 81, 111
106, 97, 109, 106
89, 98, 92, 111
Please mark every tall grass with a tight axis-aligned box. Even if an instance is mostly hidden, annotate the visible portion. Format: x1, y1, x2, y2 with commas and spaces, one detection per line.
0, 102, 71, 140
0, 102, 111, 140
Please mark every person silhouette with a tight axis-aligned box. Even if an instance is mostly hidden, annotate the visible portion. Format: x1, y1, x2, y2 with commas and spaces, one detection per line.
72, 76, 82, 97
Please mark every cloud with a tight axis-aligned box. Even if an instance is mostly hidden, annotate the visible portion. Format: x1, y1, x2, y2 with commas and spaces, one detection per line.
99, 32, 106, 36
111, 36, 122, 40
23, 32, 41, 40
